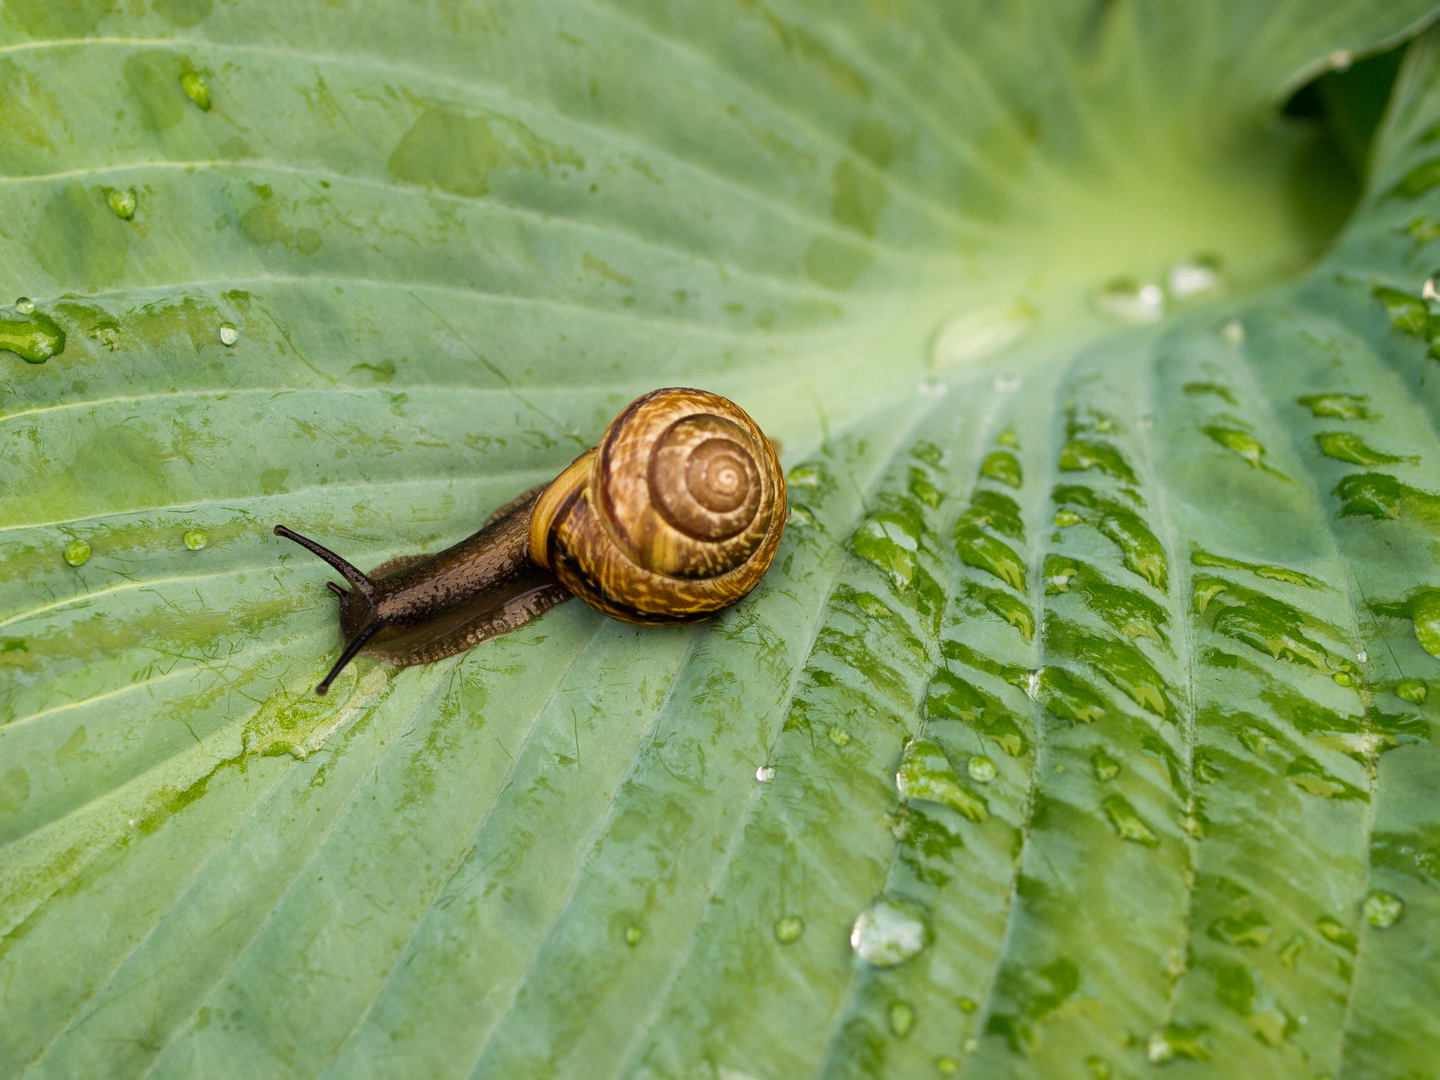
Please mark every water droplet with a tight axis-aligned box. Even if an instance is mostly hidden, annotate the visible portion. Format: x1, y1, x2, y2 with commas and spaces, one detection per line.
1333, 671, 1354, 687
828, 726, 851, 747
1146, 1024, 1207, 1063
181, 71, 212, 111
1363, 890, 1403, 928
850, 896, 931, 967
1356, 650, 1368, 663
935, 1058, 957, 1076
957, 997, 977, 1013
184, 529, 208, 551
1167, 255, 1223, 299
1221, 320, 1245, 344
993, 373, 1020, 393
14, 297, 34, 314
1025, 670, 1042, 700
888, 1001, 915, 1037
1395, 678, 1428, 704
1426, 278, 1440, 302
63, 539, 91, 567
1412, 591, 1440, 659
1, 307, 66, 364
962, 1036, 979, 1052
755, 765, 775, 783
107, 187, 137, 220
774, 915, 804, 943
929, 301, 1036, 370
897, 738, 988, 821
1095, 278, 1164, 323
219, 322, 239, 346
968, 755, 997, 783
918, 376, 947, 396
1331, 49, 1352, 71
625, 924, 643, 946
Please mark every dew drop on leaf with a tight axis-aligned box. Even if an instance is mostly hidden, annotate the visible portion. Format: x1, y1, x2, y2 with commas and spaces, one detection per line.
1410, 591, 1440, 658
918, 376, 946, 396
63, 539, 91, 567
1297, 392, 1372, 419
1363, 890, 1403, 929
773, 915, 804, 943
184, 529, 208, 551
220, 322, 239, 346
1395, 678, 1428, 704
967, 755, 997, 783
1146, 1024, 1208, 1063
625, 925, 643, 946
1, 307, 66, 364
182, 71, 212, 110
1167, 254, 1223, 299
850, 896, 931, 967
1095, 278, 1164, 323
755, 765, 775, 783
14, 296, 34, 314
897, 738, 988, 821
107, 187, 137, 220
888, 1001, 915, 1037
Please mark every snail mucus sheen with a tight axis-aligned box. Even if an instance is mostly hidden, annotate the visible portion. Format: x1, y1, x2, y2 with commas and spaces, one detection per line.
275, 388, 786, 694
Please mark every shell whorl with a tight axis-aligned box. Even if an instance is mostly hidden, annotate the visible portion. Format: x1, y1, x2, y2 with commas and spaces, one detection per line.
529, 388, 786, 624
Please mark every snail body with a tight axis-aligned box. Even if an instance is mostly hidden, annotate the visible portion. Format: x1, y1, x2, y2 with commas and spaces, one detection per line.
275, 388, 785, 694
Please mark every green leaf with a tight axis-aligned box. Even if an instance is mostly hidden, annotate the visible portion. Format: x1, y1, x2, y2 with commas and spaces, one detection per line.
4, 2, 1440, 1078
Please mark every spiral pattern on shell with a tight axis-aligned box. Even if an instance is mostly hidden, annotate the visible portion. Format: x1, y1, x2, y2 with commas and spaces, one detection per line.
529, 388, 786, 624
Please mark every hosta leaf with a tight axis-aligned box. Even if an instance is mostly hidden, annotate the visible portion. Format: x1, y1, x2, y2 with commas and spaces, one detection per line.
3, 2, 1440, 1078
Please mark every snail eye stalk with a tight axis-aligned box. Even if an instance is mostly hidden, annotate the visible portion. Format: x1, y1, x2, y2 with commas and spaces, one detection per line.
274, 525, 374, 596
314, 621, 382, 696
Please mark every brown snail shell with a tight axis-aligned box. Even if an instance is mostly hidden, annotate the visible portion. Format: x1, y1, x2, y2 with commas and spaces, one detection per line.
274, 387, 786, 693
529, 388, 786, 623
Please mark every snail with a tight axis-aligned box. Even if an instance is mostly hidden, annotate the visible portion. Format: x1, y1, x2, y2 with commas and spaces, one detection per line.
274, 388, 786, 695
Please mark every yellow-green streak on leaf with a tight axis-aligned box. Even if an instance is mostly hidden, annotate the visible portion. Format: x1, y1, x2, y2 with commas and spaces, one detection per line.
979, 450, 1023, 489
1190, 549, 1326, 589
1103, 794, 1159, 845
1315, 432, 1418, 466
896, 738, 988, 822
953, 524, 1026, 591
1057, 440, 1137, 484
